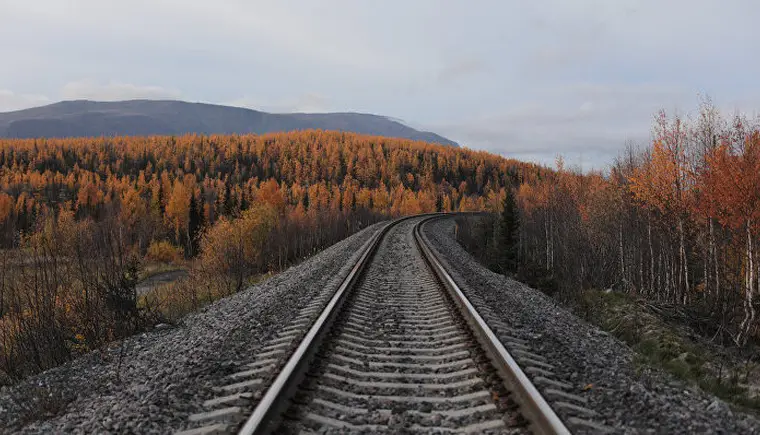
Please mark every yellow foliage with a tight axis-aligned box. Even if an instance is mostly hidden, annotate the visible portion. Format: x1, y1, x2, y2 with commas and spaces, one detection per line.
199, 203, 278, 292
165, 180, 191, 239
146, 240, 182, 263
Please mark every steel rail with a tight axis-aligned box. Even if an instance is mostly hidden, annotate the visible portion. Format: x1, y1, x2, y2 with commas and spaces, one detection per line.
414, 215, 570, 435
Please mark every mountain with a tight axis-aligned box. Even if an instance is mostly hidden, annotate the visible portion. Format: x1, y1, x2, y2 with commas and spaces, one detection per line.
0, 100, 458, 146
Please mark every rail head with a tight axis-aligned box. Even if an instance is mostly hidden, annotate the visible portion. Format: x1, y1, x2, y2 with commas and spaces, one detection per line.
414, 215, 570, 435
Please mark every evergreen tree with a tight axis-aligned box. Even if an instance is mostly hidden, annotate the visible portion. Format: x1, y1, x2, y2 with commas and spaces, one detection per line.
224, 182, 237, 216
497, 187, 519, 273
240, 190, 249, 212
188, 193, 204, 257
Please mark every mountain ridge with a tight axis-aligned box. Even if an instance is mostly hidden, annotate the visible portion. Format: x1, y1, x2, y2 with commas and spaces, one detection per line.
0, 100, 458, 146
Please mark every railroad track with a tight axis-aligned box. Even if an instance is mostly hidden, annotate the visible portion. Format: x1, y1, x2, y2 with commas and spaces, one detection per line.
179, 215, 572, 434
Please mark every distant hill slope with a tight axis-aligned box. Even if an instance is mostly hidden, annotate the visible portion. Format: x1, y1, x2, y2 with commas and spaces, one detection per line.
0, 100, 458, 146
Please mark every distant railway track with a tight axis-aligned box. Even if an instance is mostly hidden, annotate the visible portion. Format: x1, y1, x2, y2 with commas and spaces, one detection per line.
179, 215, 571, 434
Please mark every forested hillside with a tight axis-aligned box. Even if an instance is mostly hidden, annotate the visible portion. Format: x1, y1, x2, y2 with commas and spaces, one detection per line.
0, 130, 540, 380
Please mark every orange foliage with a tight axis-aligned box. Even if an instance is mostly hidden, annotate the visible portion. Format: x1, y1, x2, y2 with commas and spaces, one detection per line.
165, 180, 191, 239
700, 132, 760, 232
145, 240, 183, 263
0, 192, 12, 224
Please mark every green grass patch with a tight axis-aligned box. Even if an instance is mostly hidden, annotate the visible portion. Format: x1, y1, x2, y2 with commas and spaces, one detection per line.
579, 289, 759, 414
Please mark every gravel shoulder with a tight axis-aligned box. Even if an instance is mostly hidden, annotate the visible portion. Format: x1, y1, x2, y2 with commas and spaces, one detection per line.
424, 216, 760, 434
0, 222, 387, 434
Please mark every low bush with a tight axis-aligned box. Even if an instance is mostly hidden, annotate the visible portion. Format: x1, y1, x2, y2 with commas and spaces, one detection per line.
145, 240, 182, 264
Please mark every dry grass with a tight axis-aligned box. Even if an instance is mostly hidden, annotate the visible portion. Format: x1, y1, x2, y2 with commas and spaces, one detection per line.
138, 271, 269, 323
139, 261, 186, 281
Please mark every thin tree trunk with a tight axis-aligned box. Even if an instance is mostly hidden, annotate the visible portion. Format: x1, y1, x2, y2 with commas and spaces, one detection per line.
549, 212, 555, 273
665, 252, 671, 302
679, 217, 689, 304
712, 218, 720, 299
639, 239, 644, 296
738, 221, 756, 345
649, 217, 655, 295
619, 220, 625, 287
750, 225, 755, 333
704, 220, 710, 297
657, 250, 663, 300
544, 216, 550, 272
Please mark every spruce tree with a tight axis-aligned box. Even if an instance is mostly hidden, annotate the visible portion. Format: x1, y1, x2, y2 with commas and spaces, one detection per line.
498, 187, 519, 273
224, 182, 237, 216
188, 193, 204, 257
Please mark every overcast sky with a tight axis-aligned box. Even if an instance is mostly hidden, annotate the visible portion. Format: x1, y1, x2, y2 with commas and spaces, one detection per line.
1, 1, 759, 168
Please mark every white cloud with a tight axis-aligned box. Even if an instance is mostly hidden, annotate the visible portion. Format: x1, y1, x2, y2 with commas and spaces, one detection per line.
60, 80, 182, 101
227, 93, 332, 113
0, 89, 50, 112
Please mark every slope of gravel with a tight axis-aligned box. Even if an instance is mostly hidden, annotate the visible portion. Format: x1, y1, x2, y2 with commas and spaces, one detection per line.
424, 216, 760, 434
0, 221, 387, 434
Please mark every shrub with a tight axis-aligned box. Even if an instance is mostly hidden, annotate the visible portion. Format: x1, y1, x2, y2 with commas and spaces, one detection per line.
198, 204, 278, 294
145, 240, 182, 264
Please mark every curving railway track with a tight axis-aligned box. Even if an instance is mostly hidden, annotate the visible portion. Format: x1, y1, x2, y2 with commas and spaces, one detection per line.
179, 215, 572, 434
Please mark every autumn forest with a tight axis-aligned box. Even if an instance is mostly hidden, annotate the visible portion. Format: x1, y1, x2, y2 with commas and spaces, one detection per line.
1, 100, 759, 383
0, 130, 536, 379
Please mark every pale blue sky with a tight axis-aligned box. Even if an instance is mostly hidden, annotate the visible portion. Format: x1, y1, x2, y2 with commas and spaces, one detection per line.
1, 0, 759, 168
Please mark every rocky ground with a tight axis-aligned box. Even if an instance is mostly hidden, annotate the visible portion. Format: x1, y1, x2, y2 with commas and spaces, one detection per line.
424, 216, 760, 434
0, 222, 386, 434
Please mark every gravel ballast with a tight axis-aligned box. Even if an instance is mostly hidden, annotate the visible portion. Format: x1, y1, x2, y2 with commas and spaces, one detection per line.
424, 216, 760, 434
0, 222, 386, 434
